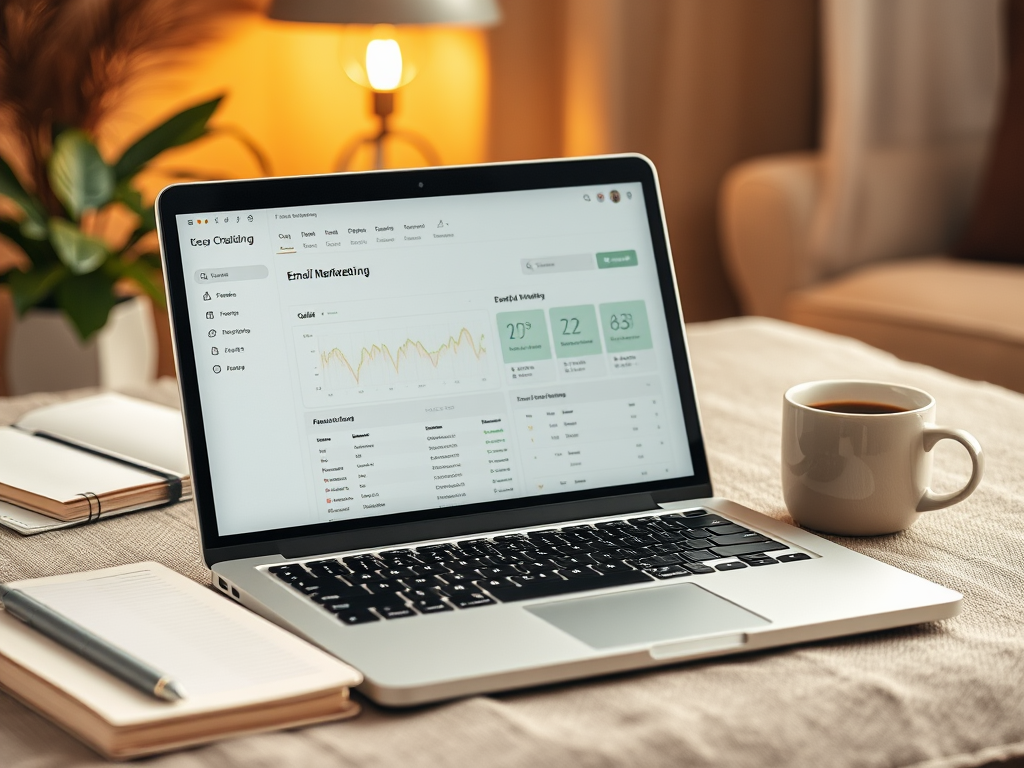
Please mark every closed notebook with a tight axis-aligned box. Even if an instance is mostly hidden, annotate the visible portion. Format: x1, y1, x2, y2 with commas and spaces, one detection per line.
0, 393, 192, 525
0, 563, 362, 759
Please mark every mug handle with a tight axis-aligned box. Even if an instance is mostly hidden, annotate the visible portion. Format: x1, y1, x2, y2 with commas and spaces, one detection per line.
916, 426, 985, 512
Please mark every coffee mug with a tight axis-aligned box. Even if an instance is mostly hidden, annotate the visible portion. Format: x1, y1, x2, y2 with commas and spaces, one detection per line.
781, 380, 984, 536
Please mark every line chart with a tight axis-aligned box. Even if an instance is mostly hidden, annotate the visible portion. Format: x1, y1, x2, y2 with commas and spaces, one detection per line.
295, 311, 497, 405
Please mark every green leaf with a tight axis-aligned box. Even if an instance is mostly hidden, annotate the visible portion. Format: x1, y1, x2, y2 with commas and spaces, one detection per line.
113, 96, 224, 182
114, 181, 156, 232
0, 154, 48, 232
49, 218, 109, 275
108, 257, 166, 308
6, 264, 66, 314
0, 217, 57, 267
54, 270, 119, 339
48, 130, 115, 219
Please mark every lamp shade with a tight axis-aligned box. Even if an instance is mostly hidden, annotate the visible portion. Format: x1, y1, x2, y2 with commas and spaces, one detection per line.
267, 0, 501, 26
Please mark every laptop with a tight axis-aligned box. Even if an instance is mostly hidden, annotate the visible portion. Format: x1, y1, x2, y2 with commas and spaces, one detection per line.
155, 155, 960, 706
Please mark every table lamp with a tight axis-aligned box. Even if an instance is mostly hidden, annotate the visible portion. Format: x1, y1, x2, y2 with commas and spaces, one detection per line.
267, 0, 501, 170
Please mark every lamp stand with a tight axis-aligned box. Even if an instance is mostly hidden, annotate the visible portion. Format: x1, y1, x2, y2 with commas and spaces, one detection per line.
335, 91, 440, 171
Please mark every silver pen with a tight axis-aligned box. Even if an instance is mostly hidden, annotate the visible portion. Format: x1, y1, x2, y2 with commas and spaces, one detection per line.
0, 583, 186, 702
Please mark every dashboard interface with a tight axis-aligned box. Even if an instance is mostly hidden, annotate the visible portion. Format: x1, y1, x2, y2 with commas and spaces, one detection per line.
174, 182, 695, 536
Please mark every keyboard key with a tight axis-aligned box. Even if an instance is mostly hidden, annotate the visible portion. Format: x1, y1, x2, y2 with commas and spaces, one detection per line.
515, 572, 560, 585
747, 558, 778, 566
710, 541, 788, 558
407, 597, 452, 614
474, 577, 519, 592
715, 561, 749, 571
347, 571, 379, 585
709, 532, 769, 547
364, 580, 403, 595
682, 550, 719, 562
483, 570, 653, 603
376, 604, 417, 619
402, 575, 446, 590
438, 572, 474, 585
688, 515, 733, 528
551, 554, 598, 568
476, 565, 521, 579
305, 559, 351, 577
648, 565, 690, 579
591, 561, 635, 575
376, 567, 418, 581
777, 553, 812, 563
334, 608, 379, 625
555, 567, 602, 580
682, 528, 714, 539
637, 553, 684, 567
708, 524, 748, 536
448, 590, 496, 609
446, 558, 487, 572
411, 563, 451, 576
683, 563, 715, 574
681, 539, 715, 550
342, 556, 385, 573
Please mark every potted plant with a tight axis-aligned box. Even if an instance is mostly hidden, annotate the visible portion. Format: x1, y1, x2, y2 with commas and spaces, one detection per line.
0, 0, 259, 394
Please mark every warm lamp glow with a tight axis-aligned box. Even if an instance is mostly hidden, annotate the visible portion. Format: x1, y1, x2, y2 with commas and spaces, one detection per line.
365, 39, 403, 92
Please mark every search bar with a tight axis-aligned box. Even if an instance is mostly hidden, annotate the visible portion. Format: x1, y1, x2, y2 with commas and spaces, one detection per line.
194, 265, 269, 284
521, 254, 595, 275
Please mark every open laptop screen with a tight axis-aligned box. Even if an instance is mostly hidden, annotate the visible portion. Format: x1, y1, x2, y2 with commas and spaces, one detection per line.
159, 158, 710, 553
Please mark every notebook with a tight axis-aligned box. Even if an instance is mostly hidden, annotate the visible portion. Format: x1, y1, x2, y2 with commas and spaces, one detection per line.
0, 562, 362, 759
0, 393, 191, 532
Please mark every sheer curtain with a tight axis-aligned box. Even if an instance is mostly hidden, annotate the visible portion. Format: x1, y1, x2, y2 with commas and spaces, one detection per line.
808, 0, 1004, 278
488, 0, 819, 322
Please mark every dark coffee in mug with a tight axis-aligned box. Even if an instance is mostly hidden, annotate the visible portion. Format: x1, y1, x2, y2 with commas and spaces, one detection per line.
809, 400, 910, 415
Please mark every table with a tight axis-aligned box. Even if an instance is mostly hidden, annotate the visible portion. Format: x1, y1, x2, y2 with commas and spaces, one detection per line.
2, 317, 1023, 768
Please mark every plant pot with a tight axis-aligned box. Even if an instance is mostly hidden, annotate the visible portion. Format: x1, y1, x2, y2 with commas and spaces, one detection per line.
6, 296, 158, 395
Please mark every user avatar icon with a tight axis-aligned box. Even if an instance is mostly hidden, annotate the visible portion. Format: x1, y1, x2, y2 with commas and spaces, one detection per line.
596, 192, 605, 202
212, 365, 222, 374
610, 190, 621, 203
208, 329, 217, 338
211, 347, 219, 355
206, 311, 214, 319
203, 291, 211, 301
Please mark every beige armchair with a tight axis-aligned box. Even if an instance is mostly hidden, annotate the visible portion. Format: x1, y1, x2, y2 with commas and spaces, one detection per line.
719, 0, 1024, 394
720, 151, 1024, 393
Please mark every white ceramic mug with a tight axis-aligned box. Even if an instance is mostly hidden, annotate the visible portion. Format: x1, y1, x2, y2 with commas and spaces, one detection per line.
781, 380, 984, 536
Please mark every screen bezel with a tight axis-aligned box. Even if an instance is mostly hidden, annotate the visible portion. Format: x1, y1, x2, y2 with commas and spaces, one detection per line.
156, 155, 714, 566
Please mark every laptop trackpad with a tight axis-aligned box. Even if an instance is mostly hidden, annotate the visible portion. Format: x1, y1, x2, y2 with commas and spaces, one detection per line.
526, 583, 769, 650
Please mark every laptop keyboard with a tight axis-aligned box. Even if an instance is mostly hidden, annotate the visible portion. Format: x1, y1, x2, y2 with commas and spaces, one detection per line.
266, 509, 811, 625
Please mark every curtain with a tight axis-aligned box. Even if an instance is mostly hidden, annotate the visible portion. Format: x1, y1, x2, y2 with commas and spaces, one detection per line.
488, 0, 819, 322
808, 0, 1004, 277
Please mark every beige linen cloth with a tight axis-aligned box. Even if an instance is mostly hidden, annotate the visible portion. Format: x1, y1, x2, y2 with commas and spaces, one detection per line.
1, 317, 1022, 768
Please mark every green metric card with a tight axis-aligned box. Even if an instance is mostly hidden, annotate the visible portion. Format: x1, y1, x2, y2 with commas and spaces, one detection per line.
599, 300, 653, 352
548, 304, 603, 358
496, 309, 552, 363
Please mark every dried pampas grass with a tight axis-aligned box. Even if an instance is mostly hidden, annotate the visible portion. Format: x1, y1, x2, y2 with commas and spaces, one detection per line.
0, 0, 257, 199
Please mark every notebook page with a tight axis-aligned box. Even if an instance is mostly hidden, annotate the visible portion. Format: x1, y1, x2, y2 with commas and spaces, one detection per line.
15, 393, 190, 476
0, 428, 162, 503
5, 563, 360, 726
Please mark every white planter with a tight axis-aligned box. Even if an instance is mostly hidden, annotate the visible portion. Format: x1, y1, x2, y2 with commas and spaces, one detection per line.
7, 296, 158, 395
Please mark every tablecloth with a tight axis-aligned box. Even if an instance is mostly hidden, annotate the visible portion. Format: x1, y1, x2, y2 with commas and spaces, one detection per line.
2, 317, 1022, 768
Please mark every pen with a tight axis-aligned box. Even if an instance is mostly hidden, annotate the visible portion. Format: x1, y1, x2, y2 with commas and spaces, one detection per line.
0, 583, 186, 702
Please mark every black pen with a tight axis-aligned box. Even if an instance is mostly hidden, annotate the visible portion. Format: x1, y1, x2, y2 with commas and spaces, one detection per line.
0, 583, 186, 702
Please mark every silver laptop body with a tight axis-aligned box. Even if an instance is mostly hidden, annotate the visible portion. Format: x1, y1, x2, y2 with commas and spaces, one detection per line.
156, 155, 960, 706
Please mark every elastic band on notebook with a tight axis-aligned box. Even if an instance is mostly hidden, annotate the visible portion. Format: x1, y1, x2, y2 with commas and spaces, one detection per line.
76, 491, 101, 523
34, 431, 182, 505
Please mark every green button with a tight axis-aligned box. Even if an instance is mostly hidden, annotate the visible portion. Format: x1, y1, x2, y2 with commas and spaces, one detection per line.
596, 250, 638, 269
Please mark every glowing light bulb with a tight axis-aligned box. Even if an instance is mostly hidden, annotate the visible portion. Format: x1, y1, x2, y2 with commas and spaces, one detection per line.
365, 39, 403, 92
